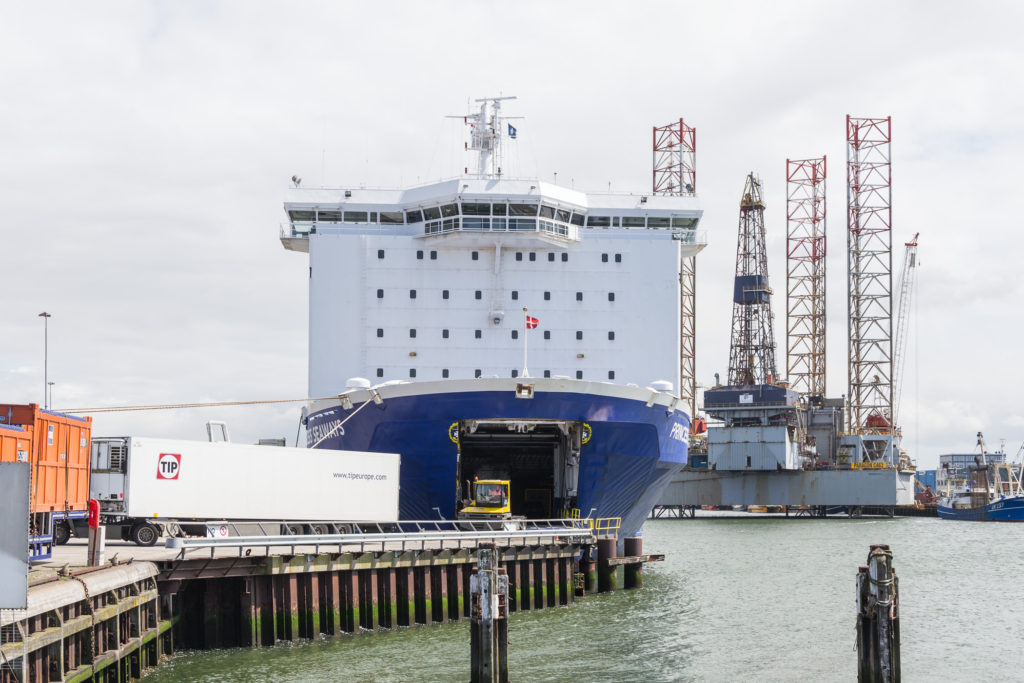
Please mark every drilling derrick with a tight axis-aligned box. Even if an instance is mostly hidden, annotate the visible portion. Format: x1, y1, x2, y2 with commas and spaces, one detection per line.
653, 119, 697, 416
786, 156, 827, 397
728, 173, 777, 386
846, 116, 893, 433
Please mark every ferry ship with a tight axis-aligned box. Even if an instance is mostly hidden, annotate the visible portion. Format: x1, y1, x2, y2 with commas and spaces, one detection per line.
283, 97, 705, 538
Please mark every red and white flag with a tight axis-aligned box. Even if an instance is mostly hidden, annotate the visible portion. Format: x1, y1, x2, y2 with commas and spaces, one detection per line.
526, 315, 539, 329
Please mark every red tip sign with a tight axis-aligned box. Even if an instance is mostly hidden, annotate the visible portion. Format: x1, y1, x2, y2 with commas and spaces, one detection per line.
157, 452, 181, 479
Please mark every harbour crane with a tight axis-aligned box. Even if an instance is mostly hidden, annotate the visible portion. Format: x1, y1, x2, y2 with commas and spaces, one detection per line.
892, 233, 919, 429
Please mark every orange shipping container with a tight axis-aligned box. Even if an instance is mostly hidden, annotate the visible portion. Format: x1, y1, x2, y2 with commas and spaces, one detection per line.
0, 403, 92, 514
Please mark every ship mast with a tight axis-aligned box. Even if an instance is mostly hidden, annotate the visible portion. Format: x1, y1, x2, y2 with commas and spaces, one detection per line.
451, 96, 519, 178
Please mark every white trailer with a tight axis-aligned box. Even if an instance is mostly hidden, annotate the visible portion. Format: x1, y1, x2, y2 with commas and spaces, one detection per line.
86, 436, 400, 545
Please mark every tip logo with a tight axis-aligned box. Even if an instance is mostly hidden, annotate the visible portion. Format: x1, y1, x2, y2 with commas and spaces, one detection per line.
157, 452, 181, 480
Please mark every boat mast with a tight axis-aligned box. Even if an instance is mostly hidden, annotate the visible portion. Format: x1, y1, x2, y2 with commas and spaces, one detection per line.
450, 96, 518, 178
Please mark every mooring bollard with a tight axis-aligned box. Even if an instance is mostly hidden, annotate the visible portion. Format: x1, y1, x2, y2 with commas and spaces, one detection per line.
623, 537, 643, 589
856, 544, 900, 683
597, 537, 617, 593
86, 498, 105, 566
470, 543, 508, 683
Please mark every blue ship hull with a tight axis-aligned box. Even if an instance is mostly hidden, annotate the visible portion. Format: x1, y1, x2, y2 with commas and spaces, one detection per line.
937, 496, 1024, 521
305, 379, 689, 539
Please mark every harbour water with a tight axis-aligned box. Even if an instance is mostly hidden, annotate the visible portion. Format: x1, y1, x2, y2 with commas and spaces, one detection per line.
146, 515, 1024, 681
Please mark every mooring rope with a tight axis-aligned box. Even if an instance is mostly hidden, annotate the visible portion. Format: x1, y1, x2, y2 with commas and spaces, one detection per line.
57, 397, 337, 414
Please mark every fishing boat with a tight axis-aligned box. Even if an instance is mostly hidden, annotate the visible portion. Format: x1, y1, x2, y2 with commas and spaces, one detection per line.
937, 433, 1024, 521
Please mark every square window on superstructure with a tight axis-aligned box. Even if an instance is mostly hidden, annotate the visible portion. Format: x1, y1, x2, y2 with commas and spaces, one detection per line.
443, 290, 450, 299
369, 212, 378, 223
602, 253, 608, 263
561, 253, 568, 262
529, 252, 536, 261
544, 291, 550, 301
576, 292, 583, 302
576, 371, 583, 380
442, 369, 449, 378
548, 253, 555, 262
475, 369, 482, 378
543, 330, 550, 340
376, 368, 384, 377
511, 369, 519, 378
377, 249, 385, 259
511, 330, 518, 340
472, 251, 479, 261
376, 328, 383, 338
410, 329, 417, 338
410, 289, 417, 299
410, 368, 417, 378
512, 291, 518, 300
475, 330, 482, 339
615, 253, 622, 263
417, 250, 424, 260
608, 292, 615, 302
608, 331, 615, 340
544, 370, 551, 378
576, 331, 583, 340
442, 329, 449, 339
377, 289, 384, 299
608, 370, 615, 380
430, 251, 437, 260
492, 203, 507, 216
475, 291, 482, 300
462, 203, 491, 216
516, 252, 523, 261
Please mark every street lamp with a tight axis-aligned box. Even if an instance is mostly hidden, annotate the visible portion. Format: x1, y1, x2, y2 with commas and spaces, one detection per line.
38, 312, 51, 409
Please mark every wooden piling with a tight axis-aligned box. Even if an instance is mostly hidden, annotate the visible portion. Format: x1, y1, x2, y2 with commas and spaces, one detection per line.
469, 544, 509, 683
597, 538, 617, 593
856, 544, 900, 683
624, 537, 643, 589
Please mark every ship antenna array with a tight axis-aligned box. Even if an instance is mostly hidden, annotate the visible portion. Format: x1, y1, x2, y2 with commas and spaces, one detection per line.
446, 96, 522, 178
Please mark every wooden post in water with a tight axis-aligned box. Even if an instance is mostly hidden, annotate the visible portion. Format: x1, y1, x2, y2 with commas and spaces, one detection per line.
623, 537, 643, 589
856, 544, 900, 683
470, 543, 509, 683
597, 537, 617, 592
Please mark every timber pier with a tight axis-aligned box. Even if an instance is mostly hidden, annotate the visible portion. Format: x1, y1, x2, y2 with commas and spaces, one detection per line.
2, 518, 657, 682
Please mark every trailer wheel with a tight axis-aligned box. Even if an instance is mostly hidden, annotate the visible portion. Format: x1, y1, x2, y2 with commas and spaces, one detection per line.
310, 524, 328, 535
53, 522, 71, 545
130, 522, 159, 547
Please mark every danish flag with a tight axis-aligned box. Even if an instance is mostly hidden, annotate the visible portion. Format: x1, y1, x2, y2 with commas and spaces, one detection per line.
526, 315, 539, 329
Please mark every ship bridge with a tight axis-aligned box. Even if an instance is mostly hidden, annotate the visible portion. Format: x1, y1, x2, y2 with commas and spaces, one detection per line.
280, 177, 704, 256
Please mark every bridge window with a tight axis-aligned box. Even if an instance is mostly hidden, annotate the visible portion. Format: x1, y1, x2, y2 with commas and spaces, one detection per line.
345, 211, 369, 223
441, 203, 459, 217
317, 210, 341, 221
509, 203, 538, 216
648, 217, 670, 228
380, 211, 404, 225
587, 216, 611, 228
462, 203, 491, 215
406, 209, 423, 224
423, 206, 441, 220
622, 216, 645, 228
539, 205, 556, 219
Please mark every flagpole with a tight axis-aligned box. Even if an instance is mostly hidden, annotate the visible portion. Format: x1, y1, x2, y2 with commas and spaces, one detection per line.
522, 307, 529, 378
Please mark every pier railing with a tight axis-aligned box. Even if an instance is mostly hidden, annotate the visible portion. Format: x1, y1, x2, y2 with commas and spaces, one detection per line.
166, 518, 596, 559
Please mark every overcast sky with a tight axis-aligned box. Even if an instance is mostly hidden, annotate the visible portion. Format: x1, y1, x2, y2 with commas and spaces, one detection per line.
3, 1, 1022, 469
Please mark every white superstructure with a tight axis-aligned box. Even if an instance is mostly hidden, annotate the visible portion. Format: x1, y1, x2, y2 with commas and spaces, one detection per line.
282, 98, 706, 397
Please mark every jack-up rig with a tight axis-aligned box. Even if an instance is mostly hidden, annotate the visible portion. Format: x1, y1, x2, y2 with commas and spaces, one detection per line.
657, 116, 917, 515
